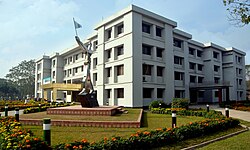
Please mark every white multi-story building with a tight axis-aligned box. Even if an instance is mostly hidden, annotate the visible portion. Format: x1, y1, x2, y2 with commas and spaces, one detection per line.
35, 5, 246, 107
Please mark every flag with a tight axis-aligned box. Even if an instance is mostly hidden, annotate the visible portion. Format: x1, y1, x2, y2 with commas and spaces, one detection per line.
73, 19, 82, 29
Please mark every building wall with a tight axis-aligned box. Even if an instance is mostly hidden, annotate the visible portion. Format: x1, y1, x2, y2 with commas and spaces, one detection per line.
35, 5, 246, 106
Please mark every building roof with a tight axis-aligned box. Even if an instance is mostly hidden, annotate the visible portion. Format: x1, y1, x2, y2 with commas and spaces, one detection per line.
94, 5, 177, 30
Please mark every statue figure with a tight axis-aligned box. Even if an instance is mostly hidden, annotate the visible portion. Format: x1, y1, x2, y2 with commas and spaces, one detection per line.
75, 36, 99, 107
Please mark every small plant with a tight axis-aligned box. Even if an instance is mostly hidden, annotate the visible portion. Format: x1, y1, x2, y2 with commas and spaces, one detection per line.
149, 100, 169, 110
171, 98, 189, 109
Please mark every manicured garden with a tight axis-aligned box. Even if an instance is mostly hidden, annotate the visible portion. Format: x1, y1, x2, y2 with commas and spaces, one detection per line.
0, 99, 247, 149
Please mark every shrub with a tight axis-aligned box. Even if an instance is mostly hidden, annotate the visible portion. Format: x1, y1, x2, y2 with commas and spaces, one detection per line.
0, 117, 50, 150
171, 98, 189, 109
149, 100, 169, 110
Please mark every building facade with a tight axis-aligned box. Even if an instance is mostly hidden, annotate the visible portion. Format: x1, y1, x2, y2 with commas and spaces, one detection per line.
35, 5, 246, 107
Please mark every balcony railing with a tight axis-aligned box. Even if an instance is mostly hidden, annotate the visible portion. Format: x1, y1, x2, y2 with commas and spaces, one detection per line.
190, 81, 231, 88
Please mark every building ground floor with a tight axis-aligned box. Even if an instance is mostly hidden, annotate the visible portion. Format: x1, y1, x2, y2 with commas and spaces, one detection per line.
36, 83, 246, 107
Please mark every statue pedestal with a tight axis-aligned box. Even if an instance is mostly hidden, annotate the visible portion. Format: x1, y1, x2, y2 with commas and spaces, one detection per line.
77, 93, 99, 108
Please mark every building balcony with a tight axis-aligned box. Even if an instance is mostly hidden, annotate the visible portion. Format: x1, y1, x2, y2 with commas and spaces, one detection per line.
189, 81, 231, 89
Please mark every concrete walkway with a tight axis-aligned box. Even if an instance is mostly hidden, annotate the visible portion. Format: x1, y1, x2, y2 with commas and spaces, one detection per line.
189, 104, 250, 122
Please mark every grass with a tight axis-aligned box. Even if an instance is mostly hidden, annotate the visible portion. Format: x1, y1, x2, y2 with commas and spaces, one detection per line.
198, 131, 250, 150
154, 126, 244, 150
20, 108, 140, 121
196, 119, 250, 150
22, 111, 204, 146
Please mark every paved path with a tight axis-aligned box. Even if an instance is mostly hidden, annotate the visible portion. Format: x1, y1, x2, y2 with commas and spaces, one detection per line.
189, 104, 250, 122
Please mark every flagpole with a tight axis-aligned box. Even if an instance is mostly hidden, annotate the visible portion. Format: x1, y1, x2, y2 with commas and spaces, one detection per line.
73, 18, 78, 36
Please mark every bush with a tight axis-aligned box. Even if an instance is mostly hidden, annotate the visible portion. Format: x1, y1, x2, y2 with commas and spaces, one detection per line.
171, 98, 189, 109
149, 100, 169, 110
0, 117, 50, 150
53, 118, 239, 150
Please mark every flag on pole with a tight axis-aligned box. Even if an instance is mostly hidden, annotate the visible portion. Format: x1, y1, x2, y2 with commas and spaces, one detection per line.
73, 18, 82, 29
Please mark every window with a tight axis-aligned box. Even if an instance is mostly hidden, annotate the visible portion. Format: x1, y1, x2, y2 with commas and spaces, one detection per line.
52, 60, 56, 67
239, 69, 242, 75
106, 67, 111, 77
117, 65, 124, 76
214, 77, 220, 84
174, 56, 183, 65
238, 56, 242, 63
117, 24, 124, 35
197, 50, 202, 57
197, 64, 203, 71
157, 88, 164, 98
37, 63, 41, 70
107, 89, 111, 98
93, 58, 97, 69
189, 62, 196, 70
106, 49, 111, 59
173, 38, 182, 48
68, 57, 72, 64
156, 47, 164, 57
198, 76, 203, 83
215, 91, 219, 97
175, 90, 185, 98
157, 66, 164, 76
52, 71, 55, 78
239, 79, 242, 85
64, 59, 67, 65
64, 70, 66, 77
75, 54, 78, 60
214, 65, 220, 72
143, 64, 152, 75
156, 26, 162, 37
142, 44, 152, 55
93, 73, 97, 82
94, 40, 98, 50
68, 69, 71, 75
81, 66, 84, 72
213, 51, 219, 59
174, 71, 184, 80
143, 88, 152, 98
117, 45, 124, 56
74, 67, 78, 73
190, 75, 196, 83
117, 88, 124, 98
106, 29, 112, 40
189, 47, 195, 55
37, 73, 41, 80
142, 22, 151, 34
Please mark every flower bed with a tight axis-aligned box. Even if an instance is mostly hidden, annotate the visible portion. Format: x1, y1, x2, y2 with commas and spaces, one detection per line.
53, 118, 239, 150
0, 117, 50, 150
23, 103, 71, 114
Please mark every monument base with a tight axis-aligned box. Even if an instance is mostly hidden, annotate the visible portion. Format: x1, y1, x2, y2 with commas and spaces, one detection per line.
77, 92, 99, 108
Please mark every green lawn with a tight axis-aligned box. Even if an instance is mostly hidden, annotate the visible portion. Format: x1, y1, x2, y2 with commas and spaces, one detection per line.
198, 131, 250, 150
22, 111, 204, 146
20, 108, 140, 121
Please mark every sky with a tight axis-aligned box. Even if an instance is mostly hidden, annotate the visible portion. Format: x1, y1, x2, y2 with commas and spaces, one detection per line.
0, 0, 249, 78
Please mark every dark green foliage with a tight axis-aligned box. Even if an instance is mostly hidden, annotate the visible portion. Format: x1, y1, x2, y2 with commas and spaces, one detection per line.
171, 98, 189, 109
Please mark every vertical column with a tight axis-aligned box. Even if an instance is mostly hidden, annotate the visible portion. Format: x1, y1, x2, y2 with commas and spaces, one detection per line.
5, 105, 8, 117
15, 108, 19, 122
172, 110, 177, 128
218, 89, 222, 104
43, 118, 51, 146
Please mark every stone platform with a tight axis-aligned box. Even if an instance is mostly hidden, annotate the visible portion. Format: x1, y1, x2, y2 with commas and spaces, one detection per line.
47, 105, 120, 116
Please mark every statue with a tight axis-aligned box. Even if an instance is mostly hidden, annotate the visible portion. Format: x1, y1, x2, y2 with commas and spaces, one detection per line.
75, 36, 99, 107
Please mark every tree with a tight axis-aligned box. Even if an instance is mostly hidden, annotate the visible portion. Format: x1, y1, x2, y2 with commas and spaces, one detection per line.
223, 0, 250, 26
246, 64, 250, 81
5, 60, 35, 98
0, 78, 19, 99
